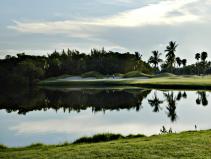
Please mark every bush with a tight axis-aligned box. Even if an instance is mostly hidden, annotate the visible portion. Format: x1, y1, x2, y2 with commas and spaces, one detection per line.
73, 133, 123, 144
26, 143, 45, 148
126, 134, 146, 138
0, 144, 7, 149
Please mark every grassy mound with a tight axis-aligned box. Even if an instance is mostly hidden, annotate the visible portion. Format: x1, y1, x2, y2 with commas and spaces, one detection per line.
154, 73, 176, 78
81, 71, 104, 78
123, 71, 152, 78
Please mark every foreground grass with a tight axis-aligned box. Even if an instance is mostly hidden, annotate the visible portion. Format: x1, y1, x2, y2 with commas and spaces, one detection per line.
1, 130, 211, 159
39, 75, 211, 90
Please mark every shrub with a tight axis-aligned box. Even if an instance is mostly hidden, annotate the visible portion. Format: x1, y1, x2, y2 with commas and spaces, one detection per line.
73, 133, 123, 144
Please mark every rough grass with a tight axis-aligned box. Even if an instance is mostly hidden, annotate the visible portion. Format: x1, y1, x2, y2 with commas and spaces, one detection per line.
1, 130, 211, 159
39, 75, 211, 90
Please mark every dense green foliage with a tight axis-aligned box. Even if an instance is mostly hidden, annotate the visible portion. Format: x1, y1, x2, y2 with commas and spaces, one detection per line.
0, 49, 152, 87
0, 130, 211, 159
1, 41, 210, 87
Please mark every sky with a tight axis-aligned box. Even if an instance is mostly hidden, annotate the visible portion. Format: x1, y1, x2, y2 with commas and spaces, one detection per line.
0, 0, 211, 63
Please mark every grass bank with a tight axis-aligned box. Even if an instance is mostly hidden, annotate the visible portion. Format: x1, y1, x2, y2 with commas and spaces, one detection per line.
39, 75, 211, 90
1, 130, 211, 159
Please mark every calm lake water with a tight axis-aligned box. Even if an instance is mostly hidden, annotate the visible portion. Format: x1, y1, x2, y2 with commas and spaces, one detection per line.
0, 87, 211, 147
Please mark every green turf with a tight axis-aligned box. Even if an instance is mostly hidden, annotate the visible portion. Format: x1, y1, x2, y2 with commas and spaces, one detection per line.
1, 130, 211, 159
81, 71, 104, 78
39, 75, 211, 90
123, 71, 153, 78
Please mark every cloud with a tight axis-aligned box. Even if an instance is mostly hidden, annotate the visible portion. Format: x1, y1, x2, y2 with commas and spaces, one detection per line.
8, 0, 201, 37
3, 0, 211, 63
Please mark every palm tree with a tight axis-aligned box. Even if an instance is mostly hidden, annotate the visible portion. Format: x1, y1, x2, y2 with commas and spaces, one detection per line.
148, 50, 163, 68
148, 92, 163, 112
195, 53, 201, 75
181, 59, 187, 67
165, 41, 178, 71
176, 57, 182, 68
195, 53, 201, 62
201, 52, 208, 75
201, 51, 208, 62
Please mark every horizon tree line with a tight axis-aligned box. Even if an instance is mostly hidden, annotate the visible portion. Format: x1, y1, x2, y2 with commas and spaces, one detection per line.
148, 41, 209, 75
0, 41, 210, 87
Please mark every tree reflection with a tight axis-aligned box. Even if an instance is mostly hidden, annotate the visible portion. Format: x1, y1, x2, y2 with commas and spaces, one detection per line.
164, 92, 177, 122
176, 91, 182, 101
0, 88, 151, 114
196, 91, 208, 106
176, 91, 187, 101
148, 92, 163, 112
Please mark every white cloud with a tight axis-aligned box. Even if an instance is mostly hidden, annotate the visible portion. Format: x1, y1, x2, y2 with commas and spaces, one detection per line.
8, 0, 201, 37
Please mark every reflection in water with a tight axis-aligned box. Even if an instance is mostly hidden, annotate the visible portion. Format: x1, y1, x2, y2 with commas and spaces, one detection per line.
196, 91, 208, 106
0, 88, 211, 146
164, 92, 177, 122
0, 88, 209, 122
148, 92, 163, 112
0, 88, 151, 114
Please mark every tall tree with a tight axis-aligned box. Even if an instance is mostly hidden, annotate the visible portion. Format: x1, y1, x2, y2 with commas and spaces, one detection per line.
195, 53, 201, 62
148, 50, 163, 68
18, 60, 44, 86
201, 51, 208, 62
201, 51, 208, 75
165, 41, 178, 71
176, 57, 182, 67
181, 59, 187, 67
195, 53, 201, 75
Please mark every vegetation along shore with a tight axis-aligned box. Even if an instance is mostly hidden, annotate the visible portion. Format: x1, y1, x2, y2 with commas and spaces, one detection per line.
0, 130, 211, 159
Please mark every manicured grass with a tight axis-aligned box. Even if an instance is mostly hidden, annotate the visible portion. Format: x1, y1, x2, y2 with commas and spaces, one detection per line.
123, 71, 153, 78
1, 130, 211, 159
39, 75, 211, 90
81, 71, 104, 78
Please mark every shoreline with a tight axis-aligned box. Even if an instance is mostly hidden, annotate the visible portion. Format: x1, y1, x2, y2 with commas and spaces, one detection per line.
1, 130, 211, 158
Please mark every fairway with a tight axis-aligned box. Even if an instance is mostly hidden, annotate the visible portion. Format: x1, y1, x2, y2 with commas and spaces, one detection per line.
39, 75, 211, 90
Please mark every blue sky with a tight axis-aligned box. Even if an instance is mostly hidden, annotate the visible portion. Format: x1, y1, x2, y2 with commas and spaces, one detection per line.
0, 0, 211, 63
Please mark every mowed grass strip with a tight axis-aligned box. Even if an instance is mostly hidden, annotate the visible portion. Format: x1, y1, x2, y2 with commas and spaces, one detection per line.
0, 130, 211, 159
39, 75, 211, 90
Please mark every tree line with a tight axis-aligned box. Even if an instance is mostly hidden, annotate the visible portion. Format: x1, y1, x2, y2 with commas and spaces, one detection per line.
0, 48, 152, 87
0, 41, 210, 87
148, 41, 210, 75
